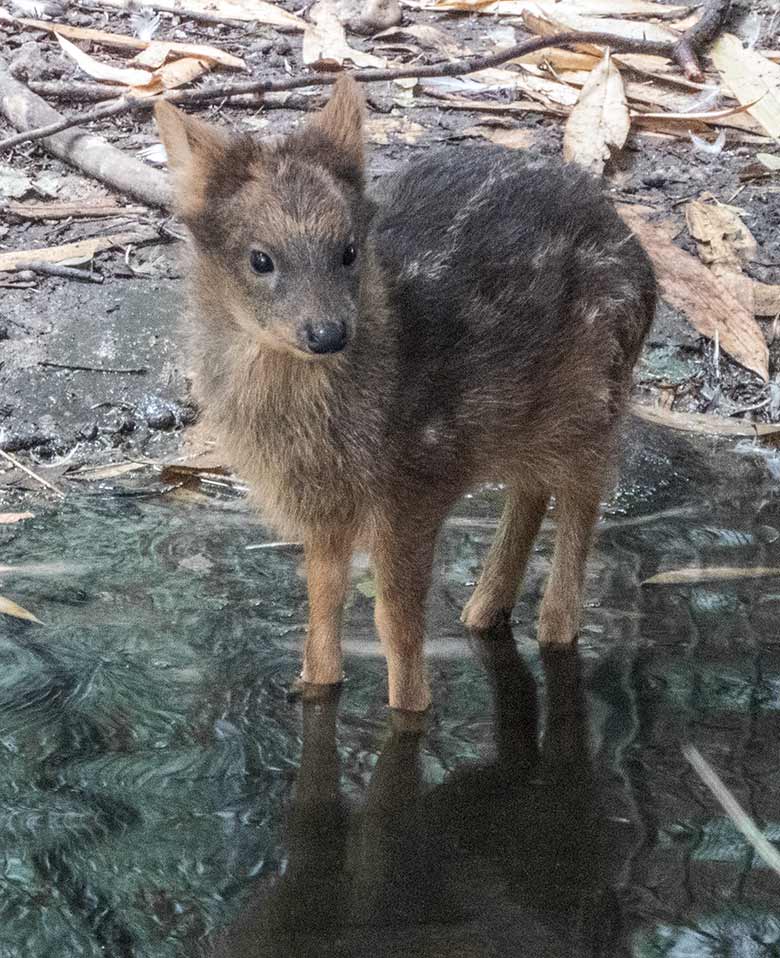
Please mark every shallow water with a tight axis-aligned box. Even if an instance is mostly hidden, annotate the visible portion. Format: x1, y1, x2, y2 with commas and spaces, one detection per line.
1, 427, 780, 958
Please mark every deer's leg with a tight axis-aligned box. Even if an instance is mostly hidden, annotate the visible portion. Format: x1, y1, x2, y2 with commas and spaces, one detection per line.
373, 517, 440, 713
538, 476, 604, 646
462, 484, 549, 632
299, 529, 354, 688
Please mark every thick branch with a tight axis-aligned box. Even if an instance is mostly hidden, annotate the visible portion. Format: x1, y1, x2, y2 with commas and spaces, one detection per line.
673, 0, 732, 81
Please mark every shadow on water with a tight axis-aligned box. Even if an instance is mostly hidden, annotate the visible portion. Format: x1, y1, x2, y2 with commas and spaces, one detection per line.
212, 636, 635, 958
1, 423, 780, 957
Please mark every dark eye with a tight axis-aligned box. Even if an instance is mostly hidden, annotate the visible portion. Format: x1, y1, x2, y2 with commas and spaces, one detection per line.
342, 243, 357, 267
250, 250, 274, 274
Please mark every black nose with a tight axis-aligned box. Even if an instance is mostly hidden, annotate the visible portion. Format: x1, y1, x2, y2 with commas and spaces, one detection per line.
305, 322, 348, 354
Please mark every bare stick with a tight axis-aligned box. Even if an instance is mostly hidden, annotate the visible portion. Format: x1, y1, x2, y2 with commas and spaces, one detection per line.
0, 448, 66, 498
684, 744, 780, 877
673, 0, 732, 82
15, 261, 103, 283
38, 360, 146, 372
0, 13, 729, 155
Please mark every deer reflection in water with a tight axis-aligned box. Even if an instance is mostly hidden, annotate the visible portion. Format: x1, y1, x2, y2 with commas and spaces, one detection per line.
211, 632, 636, 958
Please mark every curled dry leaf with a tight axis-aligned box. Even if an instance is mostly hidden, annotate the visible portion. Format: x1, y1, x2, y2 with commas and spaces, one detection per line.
465, 125, 537, 149
304, 1, 386, 70
367, 115, 425, 144
711, 34, 780, 140
563, 51, 629, 174
0, 594, 42, 624
57, 33, 153, 86
685, 200, 757, 273
618, 206, 769, 381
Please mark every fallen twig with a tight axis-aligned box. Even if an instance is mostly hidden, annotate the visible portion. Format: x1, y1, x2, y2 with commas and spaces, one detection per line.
15, 261, 103, 283
684, 744, 780, 877
38, 361, 147, 373
0, 448, 65, 498
4, 200, 149, 220
0, 16, 731, 155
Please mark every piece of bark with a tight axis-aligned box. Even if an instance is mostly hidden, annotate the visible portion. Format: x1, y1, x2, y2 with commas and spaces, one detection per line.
0, 56, 171, 208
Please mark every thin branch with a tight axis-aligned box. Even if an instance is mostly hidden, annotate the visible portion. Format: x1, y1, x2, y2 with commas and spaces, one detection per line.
0, 23, 714, 154
38, 360, 147, 372
0, 448, 65, 498
16, 261, 104, 283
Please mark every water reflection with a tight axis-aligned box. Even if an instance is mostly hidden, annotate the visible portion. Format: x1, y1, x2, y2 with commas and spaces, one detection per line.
213, 633, 636, 958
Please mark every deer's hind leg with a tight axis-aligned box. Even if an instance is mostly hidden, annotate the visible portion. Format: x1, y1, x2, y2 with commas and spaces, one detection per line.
537, 467, 607, 647
461, 482, 550, 632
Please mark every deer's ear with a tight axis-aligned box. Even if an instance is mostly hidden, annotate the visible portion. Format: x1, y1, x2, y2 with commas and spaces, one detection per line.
303, 76, 365, 186
154, 102, 230, 217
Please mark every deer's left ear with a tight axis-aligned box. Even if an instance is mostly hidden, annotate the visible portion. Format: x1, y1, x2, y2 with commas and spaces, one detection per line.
300, 76, 365, 187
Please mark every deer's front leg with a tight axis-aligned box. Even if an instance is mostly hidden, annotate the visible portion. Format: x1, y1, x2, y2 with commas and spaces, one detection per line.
373, 519, 439, 713
299, 530, 353, 688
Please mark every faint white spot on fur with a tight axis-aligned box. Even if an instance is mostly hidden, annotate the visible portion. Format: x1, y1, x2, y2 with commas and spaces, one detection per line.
400, 249, 448, 281
531, 235, 570, 270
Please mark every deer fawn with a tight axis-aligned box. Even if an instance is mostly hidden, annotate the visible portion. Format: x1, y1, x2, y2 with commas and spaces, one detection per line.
155, 77, 655, 713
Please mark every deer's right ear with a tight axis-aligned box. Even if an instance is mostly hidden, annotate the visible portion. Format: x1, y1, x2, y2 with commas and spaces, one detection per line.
154, 102, 229, 219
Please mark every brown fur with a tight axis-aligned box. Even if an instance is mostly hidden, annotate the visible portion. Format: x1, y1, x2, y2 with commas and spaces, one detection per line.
155, 78, 656, 712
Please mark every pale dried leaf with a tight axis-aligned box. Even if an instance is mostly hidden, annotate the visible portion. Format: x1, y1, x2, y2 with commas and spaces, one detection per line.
304, 1, 385, 69
631, 403, 780, 438
0, 594, 42, 624
373, 23, 460, 54
405, 0, 687, 16
644, 566, 780, 585
131, 55, 210, 96
522, 7, 679, 46
0, 228, 160, 272
685, 200, 757, 271
618, 206, 769, 380
563, 51, 629, 174
57, 32, 154, 86
15, 16, 246, 69
711, 34, 780, 140
0, 512, 34, 524
367, 115, 425, 144
466, 125, 536, 148
757, 152, 780, 170
88, 0, 305, 28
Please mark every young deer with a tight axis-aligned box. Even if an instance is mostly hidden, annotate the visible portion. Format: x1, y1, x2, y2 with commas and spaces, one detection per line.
155, 77, 655, 713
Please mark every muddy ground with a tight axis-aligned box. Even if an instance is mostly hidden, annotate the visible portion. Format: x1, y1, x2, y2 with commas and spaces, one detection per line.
0, 0, 779, 495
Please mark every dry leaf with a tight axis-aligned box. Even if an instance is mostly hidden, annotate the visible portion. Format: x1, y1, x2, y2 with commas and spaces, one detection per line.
0, 512, 34, 524
685, 200, 757, 272
0, 594, 42, 624
631, 101, 758, 123
631, 403, 780, 438
367, 115, 425, 144
522, 7, 679, 48
405, 0, 687, 16
618, 206, 769, 381
466, 125, 536, 149
563, 51, 629, 174
374, 23, 461, 55
132, 56, 210, 96
711, 34, 780, 140
0, 229, 160, 272
57, 33, 154, 85
88, 0, 305, 29
304, 1, 385, 69
643, 566, 780, 585
13, 17, 245, 69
